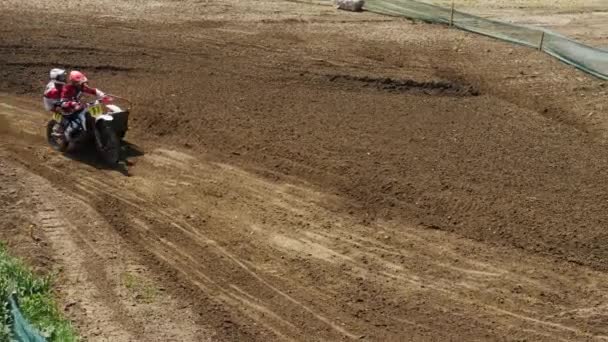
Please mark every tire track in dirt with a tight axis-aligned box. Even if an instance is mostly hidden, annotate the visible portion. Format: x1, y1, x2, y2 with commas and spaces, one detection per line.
33, 146, 608, 340
0, 154, 208, 341
3, 98, 608, 341
138, 150, 608, 341
55, 157, 361, 340
1, 139, 349, 339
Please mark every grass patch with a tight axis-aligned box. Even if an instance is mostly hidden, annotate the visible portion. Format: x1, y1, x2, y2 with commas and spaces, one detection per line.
121, 272, 158, 304
0, 243, 77, 341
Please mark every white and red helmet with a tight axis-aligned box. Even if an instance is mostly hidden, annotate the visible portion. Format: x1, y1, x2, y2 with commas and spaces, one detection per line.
68, 70, 88, 85
49, 68, 66, 84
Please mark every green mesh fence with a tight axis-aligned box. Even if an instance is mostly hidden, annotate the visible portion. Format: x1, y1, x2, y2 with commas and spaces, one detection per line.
451, 10, 541, 48
365, 0, 450, 23
360, 0, 608, 80
543, 34, 608, 80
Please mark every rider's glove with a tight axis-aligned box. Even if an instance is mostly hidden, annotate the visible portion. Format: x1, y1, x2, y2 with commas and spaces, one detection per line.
62, 101, 81, 112
95, 89, 106, 99
101, 96, 113, 104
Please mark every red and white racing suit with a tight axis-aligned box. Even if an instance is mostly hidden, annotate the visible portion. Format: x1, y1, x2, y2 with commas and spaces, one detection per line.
53, 83, 106, 139
60, 84, 106, 114
42, 81, 64, 113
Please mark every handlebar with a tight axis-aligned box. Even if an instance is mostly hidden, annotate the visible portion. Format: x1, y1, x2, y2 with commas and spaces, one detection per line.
106, 94, 132, 105
73, 95, 131, 113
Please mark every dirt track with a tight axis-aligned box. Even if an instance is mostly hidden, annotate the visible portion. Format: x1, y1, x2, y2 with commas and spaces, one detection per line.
2, 0, 608, 340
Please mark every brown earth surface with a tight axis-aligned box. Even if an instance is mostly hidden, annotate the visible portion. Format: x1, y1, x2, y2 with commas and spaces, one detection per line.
2, 0, 608, 341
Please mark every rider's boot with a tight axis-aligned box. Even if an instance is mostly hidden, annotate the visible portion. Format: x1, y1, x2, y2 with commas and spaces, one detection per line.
51, 121, 64, 138
64, 123, 74, 141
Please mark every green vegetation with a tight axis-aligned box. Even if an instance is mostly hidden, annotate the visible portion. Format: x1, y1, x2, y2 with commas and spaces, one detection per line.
121, 272, 157, 304
0, 244, 77, 341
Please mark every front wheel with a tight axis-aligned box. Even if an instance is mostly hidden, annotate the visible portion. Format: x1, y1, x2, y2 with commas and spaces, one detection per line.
95, 123, 120, 165
46, 120, 67, 152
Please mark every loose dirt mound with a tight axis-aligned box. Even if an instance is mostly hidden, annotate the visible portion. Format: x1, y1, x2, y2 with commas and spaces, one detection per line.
326, 74, 479, 96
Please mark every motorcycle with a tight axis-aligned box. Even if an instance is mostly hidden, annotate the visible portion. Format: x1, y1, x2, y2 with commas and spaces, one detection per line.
46, 97, 129, 165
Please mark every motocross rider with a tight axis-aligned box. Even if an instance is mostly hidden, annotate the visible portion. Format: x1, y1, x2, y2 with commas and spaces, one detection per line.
60, 70, 108, 113
43, 68, 67, 113
59, 70, 109, 139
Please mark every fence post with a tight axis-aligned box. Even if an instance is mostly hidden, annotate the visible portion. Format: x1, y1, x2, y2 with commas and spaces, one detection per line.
450, 0, 454, 26
539, 31, 545, 51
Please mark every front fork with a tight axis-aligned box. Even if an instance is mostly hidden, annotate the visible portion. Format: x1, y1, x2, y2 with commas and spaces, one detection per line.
57, 111, 87, 142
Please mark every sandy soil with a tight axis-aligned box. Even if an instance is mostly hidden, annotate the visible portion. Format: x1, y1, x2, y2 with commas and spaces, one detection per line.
2, 0, 608, 341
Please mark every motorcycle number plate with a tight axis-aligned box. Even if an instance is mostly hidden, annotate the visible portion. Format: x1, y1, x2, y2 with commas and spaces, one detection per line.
89, 104, 103, 118
52, 112, 62, 122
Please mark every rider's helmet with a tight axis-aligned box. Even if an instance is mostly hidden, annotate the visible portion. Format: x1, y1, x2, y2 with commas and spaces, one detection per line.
68, 70, 88, 86
49, 68, 66, 84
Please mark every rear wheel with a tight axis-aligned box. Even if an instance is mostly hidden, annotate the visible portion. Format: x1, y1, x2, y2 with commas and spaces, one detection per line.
96, 123, 120, 165
46, 120, 67, 152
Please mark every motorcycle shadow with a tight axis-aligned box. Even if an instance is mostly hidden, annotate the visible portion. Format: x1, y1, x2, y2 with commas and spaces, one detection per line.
64, 141, 144, 176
